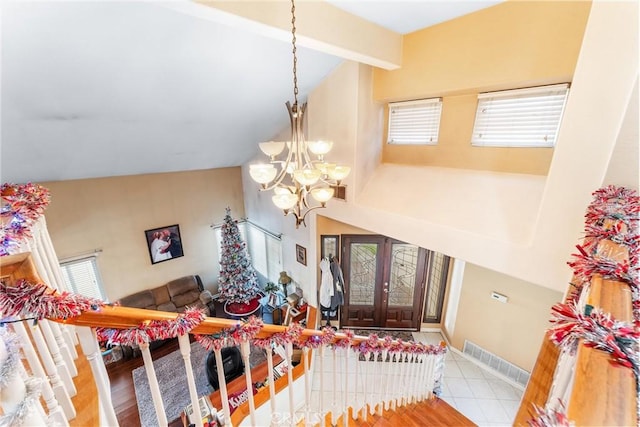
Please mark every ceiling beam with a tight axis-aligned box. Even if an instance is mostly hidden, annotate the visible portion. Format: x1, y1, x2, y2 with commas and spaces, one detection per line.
160, 0, 403, 70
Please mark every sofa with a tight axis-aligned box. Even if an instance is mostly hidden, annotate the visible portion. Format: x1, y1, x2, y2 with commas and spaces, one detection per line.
115, 275, 213, 358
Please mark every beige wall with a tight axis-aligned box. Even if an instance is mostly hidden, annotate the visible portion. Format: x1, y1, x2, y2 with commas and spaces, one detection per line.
374, 0, 591, 174
450, 263, 563, 371
43, 168, 244, 301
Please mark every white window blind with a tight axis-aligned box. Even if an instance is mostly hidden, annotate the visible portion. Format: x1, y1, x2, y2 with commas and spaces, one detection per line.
387, 98, 442, 145
246, 222, 282, 282
471, 83, 569, 147
60, 257, 107, 301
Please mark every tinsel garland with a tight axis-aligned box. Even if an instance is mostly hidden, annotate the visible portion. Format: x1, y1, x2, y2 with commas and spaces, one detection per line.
194, 316, 263, 351
1, 183, 51, 256
0, 377, 43, 427
584, 185, 640, 227
568, 245, 639, 289
253, 322, 303, 349
527, 401, 573, 427
297, 326, 336, 349
0, 329, 43, 427
0, 279, 105, 320
549, 303, 639, 381
0, 330, 20, 389
352, 333, 448, 356
332, 329, 354, 349
96, 307, 206, 346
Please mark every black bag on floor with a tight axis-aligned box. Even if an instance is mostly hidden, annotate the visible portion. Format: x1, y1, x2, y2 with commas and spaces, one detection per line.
205, 346, 245, 390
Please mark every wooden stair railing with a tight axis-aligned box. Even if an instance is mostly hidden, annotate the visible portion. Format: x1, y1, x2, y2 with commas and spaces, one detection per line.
515, 228, 638, 424
2, 251, 448, 427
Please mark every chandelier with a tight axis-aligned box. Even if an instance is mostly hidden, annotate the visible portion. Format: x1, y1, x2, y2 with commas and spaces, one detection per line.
249, 0, 350, 228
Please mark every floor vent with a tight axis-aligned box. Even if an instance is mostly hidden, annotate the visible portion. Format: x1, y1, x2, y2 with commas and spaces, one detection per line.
462, 340, 530, 387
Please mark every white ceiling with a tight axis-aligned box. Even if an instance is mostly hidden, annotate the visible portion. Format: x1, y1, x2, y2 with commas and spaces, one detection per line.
1, 1, 502, 184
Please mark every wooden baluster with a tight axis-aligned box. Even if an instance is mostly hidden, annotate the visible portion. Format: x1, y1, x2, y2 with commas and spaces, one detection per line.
27, 320, 76, 420
383, 350, 392, 410
39, 320, 76, 395
353, 350, 361, 419
319, 345, 326, 427
138, 342, 168, 426
285, 341, 295, 426
265, 346, 277, 421
12, 321, 69, 426
35, 220, 80, 360
213, 348, 232, 427
239, 339, 256, 427
342, 345, 350, 427
75, 327, 118, 426
27, 240, 77, 377
0, 334, 47, 426
378, 349, 388, 415
302, 347, 311, 426
370, 351, 378, 415
178, 334, 202, 427
331, 346, 338, 425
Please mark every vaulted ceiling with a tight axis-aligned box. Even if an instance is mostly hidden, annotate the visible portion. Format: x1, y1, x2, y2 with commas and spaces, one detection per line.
1, 1, 502, 184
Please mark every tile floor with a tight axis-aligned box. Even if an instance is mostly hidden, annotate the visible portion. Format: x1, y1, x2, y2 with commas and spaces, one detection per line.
413, 332, 524, 426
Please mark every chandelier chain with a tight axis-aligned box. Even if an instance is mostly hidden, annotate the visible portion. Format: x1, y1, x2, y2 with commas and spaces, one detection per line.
291, 0, 298, 106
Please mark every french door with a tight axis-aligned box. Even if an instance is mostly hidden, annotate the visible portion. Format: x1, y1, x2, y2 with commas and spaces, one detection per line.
341, 235, 427, 329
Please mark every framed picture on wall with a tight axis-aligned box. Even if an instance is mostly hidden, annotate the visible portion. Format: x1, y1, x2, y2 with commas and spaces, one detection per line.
296, 244, 307, 266
321, 235, 339, 260
144, 224, 184, 264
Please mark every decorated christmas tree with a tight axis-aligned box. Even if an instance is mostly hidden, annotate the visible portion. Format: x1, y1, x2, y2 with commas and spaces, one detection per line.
217, 208, 261, 305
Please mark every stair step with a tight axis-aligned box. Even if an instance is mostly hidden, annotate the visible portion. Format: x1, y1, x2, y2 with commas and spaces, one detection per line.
305, 398, 475, 427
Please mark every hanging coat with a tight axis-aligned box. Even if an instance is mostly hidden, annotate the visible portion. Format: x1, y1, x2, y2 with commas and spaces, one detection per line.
329, 258, 345, 309
319, 257, 334, 309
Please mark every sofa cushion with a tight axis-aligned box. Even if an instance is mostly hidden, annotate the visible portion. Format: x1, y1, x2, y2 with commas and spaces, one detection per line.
167, 276, 199, 298
119, 290, 155, 309
152, 286, 171, 305
157, 301, 177, 312
172, 290, 201, 308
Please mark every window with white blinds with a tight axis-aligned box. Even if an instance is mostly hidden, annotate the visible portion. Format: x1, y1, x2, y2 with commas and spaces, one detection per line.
471, 84, 569, 148
60, 257, 108, 301
246, 222, 282, 282
387, 98, 443, 145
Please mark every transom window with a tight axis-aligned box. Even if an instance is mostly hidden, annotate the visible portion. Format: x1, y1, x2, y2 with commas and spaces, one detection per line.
471, 83, 569, 148
387, 98, 443, 145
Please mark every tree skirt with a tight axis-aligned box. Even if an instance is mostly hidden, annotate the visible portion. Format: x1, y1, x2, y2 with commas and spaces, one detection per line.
223, 296, 261, 316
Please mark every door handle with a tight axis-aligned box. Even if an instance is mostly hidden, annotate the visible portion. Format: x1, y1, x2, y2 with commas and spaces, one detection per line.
383, 282, 389, 293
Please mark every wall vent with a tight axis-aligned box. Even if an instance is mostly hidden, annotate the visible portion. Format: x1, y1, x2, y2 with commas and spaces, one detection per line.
462, 340, 530, 387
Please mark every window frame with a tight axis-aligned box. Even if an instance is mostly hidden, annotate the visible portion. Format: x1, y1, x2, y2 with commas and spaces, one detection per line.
471, 83, 570, 148
60, 255, 108, 301
387, 97, 443, 146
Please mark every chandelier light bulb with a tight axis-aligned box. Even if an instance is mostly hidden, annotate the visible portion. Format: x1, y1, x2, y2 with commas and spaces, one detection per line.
310, 187, 334, 204
249, 164, 277, 184
327, 165, 351, 182
316, 162, 336, 175
293, 169, 321, 186
272, 192, 298, 210
259, 141, 286, 158
307, 140, 333, 156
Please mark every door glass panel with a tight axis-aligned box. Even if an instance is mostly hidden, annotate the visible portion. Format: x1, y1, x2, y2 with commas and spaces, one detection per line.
423, 252, 450, 322
388, 243, 418, 306
348, 243, 377, 305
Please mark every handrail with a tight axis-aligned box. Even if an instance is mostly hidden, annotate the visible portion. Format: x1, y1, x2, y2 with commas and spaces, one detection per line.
515, 226, 638, 424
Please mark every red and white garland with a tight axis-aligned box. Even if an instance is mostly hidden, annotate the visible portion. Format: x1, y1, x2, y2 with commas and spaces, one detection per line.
539, 185, 639, 425
1, 183, 51, 256
253, 322, 303, 349
195, 316, 263, 351
0, 279, 105, 320
97, 307, 206, 346
549, 302, 639, 376
527, 401, 573, 427
352, 333, 447, 356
